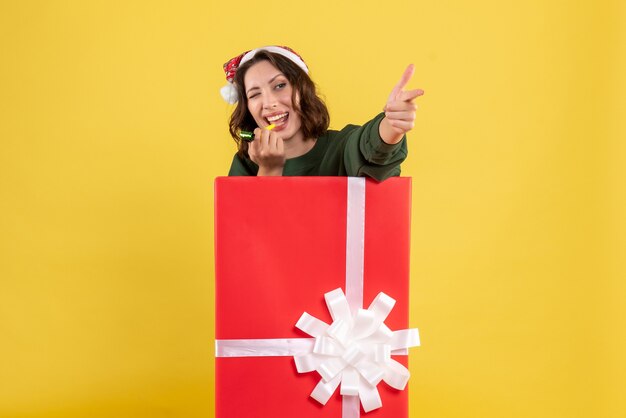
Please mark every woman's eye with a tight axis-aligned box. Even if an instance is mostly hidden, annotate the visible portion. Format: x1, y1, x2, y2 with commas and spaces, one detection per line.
248, 93, 259, 100
275, 83, 286, 90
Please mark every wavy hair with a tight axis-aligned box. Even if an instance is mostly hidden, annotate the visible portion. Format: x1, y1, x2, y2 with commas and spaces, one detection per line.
228, 51, 330, 157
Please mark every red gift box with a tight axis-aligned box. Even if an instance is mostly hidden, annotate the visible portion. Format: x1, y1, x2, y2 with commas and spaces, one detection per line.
214, 177, 418, 418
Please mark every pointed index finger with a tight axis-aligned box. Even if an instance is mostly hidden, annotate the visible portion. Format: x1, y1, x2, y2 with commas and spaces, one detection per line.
390, 64, 415, 99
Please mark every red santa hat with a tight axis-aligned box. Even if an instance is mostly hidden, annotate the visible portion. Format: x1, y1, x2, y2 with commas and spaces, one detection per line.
220, 46, 309, 104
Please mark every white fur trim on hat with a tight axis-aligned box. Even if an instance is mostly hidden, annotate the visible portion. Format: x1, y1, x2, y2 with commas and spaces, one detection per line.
240, 46, 309, 75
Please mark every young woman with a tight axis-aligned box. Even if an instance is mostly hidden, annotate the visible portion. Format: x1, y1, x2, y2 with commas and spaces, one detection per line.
221, 46, 423, 180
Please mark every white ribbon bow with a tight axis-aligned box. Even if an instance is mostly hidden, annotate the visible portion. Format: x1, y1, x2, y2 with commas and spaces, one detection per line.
294, 288, 420, 413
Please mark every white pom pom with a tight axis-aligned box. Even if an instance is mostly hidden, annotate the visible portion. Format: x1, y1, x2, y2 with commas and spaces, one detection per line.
220, 83, 238, 104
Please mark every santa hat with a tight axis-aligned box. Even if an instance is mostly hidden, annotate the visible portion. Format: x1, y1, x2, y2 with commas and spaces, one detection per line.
220, 46, 309, 104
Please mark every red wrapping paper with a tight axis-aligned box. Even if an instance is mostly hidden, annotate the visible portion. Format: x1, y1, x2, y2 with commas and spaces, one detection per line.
214, 177, 412, 417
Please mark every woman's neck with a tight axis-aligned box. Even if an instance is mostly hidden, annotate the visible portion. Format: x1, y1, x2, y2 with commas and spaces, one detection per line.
283, 136, 316, 159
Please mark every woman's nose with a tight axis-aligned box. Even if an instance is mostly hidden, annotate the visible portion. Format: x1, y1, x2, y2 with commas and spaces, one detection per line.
262, 93, 278, 109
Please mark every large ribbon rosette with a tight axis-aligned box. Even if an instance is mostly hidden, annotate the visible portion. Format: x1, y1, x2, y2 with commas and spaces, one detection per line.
294, 288, 420, 412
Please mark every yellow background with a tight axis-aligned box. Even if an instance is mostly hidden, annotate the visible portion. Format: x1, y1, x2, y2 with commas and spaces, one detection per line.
1, 1, 624, 417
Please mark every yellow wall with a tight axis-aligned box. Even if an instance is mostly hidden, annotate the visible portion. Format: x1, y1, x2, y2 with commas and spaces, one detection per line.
1, 1, 624, 417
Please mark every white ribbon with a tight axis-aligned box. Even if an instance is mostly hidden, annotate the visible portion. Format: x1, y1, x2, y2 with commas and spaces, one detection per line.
215, 177, 420, 416
216, 338, 315, 357
345, 177, 366, 315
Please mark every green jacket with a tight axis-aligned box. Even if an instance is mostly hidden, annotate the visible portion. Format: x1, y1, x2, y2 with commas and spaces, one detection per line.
228, 113, 407, 181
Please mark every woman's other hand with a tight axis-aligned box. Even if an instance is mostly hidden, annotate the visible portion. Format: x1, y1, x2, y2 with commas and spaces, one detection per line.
379, 64, 424, 144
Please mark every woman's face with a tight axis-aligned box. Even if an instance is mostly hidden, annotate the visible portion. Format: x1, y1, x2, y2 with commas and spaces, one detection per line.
243, 60, 303, 143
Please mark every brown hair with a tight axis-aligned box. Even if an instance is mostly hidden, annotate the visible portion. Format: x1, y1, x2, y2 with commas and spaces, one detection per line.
228, 51, 330, 157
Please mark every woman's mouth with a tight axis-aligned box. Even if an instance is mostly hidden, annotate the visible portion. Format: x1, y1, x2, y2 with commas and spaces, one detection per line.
265, 112, 289, 129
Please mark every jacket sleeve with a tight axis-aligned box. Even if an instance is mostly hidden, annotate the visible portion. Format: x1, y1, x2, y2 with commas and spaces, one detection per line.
341, 113, 408, 181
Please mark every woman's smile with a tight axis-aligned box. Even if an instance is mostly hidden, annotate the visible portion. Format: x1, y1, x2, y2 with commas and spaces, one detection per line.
264, 112, 289, 130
